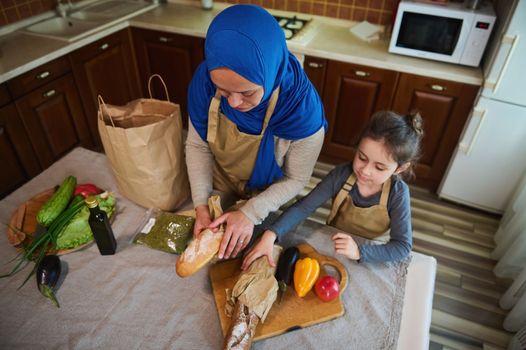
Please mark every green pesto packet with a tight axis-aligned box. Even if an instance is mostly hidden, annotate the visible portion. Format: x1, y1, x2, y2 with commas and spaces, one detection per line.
133, 208, 195, 254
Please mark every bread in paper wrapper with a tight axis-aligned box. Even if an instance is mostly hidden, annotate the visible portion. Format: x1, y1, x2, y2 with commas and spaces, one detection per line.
223, 245, 282, 350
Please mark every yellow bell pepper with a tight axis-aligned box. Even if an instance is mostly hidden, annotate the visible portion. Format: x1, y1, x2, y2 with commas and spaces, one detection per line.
293, 257, 320, 297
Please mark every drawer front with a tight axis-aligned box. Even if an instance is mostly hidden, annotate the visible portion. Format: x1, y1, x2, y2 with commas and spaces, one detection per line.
7, 57, 70, 99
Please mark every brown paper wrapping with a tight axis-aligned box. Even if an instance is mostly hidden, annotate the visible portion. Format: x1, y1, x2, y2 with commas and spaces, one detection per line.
225, 245, 282, 322
97, 97, 190, 211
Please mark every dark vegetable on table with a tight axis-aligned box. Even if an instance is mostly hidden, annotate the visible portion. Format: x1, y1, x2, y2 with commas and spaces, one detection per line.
275, 246, 300, 303
36, 255, 61, 308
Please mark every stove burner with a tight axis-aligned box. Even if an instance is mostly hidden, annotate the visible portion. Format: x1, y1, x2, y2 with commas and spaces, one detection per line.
273, 15, 310, 40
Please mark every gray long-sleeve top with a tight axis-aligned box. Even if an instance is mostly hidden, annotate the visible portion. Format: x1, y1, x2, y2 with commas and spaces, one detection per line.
268, 162, 413, 263
185, 119, 325, 225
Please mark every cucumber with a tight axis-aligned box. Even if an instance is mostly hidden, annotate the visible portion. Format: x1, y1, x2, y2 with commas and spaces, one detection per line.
37, 176, 77, 227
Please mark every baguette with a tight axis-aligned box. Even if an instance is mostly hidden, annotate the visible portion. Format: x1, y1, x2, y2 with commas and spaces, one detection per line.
176, 228, 223, 277
223, 301, 259, 350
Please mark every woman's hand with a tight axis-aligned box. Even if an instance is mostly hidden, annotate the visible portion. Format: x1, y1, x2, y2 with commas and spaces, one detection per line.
194, 205, 212, 237
332, 233, 360, 260
209, 210, 254, 259
241, 230, 277, 270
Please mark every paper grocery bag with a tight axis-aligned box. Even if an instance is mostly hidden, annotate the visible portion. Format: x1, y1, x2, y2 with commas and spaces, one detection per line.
97, 74, 190, 211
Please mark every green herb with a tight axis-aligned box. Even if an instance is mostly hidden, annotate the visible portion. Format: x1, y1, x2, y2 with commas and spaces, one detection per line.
133, 213, 194, 254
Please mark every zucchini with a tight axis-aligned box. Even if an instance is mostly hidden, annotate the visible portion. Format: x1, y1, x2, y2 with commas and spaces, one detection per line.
37, 176, 77, 227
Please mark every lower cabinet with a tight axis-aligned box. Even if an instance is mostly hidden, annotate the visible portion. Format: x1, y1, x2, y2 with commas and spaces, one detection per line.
305, 56, 479, 191
318, 60, 399, 162
0, 103, 41, 198
391, 73, 479, 191
15, 74, 92, 170
69, 29, 141, 148
132, 28, 204, 127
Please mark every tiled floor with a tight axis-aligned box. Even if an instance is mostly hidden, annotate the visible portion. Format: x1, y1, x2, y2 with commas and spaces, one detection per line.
306, 162, 514, 350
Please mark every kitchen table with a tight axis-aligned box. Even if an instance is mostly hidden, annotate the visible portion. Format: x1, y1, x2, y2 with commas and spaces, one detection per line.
0, 147, 436, 349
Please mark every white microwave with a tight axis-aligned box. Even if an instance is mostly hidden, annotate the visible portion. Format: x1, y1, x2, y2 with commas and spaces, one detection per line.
389, 0, 496, 66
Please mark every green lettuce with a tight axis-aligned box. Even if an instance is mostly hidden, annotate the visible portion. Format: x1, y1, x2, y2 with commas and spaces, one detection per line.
55, 193, 116, 250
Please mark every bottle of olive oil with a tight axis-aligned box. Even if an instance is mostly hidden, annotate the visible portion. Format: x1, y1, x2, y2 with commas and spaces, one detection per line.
85, 196, 117, 255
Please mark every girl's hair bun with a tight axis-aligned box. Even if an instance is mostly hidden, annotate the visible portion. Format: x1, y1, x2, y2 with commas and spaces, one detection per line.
406, 111, 424, 137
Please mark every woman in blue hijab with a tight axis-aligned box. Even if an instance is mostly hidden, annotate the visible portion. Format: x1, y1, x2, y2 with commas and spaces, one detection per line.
186, 4, 326, 260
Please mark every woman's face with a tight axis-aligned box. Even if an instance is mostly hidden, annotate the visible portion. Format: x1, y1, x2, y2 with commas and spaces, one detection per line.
210, 68, 265, 112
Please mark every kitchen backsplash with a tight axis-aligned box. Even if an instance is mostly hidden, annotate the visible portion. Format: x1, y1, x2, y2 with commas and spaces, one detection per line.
0, 0, 82, 26
0, 0, 397, 27
0, 0, 502, 28
222, 0, 397, 25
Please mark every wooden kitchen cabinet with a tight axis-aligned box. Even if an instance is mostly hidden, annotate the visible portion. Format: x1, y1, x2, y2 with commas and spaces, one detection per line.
132, 28, 204, 127
304, 56, 328, 97
0, 98, 41, 198
15, 74, 92, 170
391, 73, 479, 191
315, 59, 399, 162
69, 29, 141, 147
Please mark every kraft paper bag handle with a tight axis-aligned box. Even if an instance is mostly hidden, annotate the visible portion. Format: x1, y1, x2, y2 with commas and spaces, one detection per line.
97, 95, 116, 128
148, 74, 171, 102
96, 94, 117, 155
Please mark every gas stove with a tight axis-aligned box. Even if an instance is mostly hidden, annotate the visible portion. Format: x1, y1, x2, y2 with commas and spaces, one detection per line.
273, 15, 310, 40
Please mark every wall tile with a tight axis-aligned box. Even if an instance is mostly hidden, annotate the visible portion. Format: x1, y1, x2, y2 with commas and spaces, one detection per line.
7, 0, 501, 29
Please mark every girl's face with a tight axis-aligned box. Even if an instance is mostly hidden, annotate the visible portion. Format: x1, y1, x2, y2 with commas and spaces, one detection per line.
353, 137, 409, 189
210, 68, 265, 112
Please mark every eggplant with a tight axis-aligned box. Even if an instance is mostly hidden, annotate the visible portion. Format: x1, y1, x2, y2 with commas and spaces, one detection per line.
36, 255, 61, 308
275, 246, 300, 303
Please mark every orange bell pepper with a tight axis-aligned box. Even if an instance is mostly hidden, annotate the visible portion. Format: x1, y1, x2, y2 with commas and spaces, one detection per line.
293, 257, 320, 297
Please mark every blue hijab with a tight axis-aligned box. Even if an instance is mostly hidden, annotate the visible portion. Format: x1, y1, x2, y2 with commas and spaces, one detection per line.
188, 4, 326, 190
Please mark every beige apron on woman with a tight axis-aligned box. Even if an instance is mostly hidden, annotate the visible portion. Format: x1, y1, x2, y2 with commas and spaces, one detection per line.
206, 88, 280, 198
326, 173, 392, 243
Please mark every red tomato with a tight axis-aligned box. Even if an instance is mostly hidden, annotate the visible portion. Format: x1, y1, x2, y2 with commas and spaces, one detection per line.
314, 276, 340, 302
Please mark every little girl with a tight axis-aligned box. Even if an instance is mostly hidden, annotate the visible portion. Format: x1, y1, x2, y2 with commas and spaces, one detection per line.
241, 111, 424, 269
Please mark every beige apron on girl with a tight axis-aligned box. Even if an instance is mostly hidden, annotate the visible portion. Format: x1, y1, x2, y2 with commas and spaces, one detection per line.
326, 173, 392, 243
206, 88, 280, 198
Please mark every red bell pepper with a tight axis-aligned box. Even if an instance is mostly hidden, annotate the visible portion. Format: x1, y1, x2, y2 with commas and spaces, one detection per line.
73, 183, 102, 198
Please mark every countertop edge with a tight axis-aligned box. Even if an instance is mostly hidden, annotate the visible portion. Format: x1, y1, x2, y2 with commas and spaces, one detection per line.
0, 2, 483, 86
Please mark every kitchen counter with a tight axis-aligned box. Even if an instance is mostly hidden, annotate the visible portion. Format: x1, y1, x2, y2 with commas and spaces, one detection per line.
0, 1, 483, 85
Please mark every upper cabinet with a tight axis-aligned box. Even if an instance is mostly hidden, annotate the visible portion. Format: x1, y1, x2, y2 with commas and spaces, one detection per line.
132, 28, 204, 127
391, 73, 479, 191
306, 56, 479, 191
69, 28, 141, 148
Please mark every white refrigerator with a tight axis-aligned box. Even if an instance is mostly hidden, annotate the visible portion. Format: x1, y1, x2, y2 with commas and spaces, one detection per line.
438, 0, 526, 214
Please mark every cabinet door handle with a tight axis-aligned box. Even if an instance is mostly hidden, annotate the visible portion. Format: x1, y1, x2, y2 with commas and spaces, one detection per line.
36, 71, 51, 80
159, 36, 173, 43
42, 89, 56, 98
307, 61, 324, 69
0, 127, 3, 136
354, 70, 370, 77
459, 108, 486, 156
429, 84, 447, 92
99, 43, 109, 50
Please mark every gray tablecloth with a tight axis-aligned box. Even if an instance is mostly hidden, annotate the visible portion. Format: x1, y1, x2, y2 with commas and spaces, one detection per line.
0, 147, 408, 349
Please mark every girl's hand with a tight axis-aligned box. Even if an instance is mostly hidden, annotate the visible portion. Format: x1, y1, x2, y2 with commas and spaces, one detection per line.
209, 210, 254, 259
332, 232, 360, 260
241, 230, 277, 270
194, 205, 212, 237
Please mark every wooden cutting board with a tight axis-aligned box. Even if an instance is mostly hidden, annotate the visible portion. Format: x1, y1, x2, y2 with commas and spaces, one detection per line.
209, 243, 348, 342
7, 188, 93, 255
